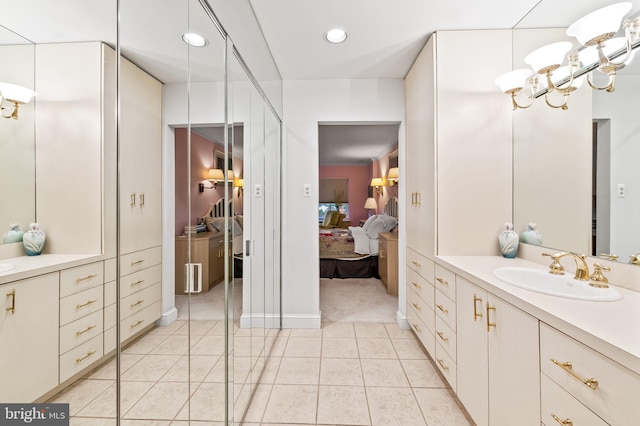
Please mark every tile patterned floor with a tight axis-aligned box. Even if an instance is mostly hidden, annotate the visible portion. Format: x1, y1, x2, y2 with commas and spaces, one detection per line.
50, 320, 473, 425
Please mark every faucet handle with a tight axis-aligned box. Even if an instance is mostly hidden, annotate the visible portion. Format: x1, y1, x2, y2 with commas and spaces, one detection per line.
599, 253, 619, 262
630, 255, 640, 265
589, 263, 610, 288
542, 252, 565, 275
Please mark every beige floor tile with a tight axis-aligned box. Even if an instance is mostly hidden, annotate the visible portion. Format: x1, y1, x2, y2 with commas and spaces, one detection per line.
366, 387, 427, 426
283, 337, 322, 357
123, 334, 170, 355
149, 334, 203, 355
322, 322, 356, 337
354, 323, 389, 338
358, 338, 398, 359
122, 421, 172, 426
70, 418, 116, 425
414, 388, 473, 425
148, 320, 187, 335
50, 379, 114, 416
124, 381, 189, 420
320, 358, 364, 386
75, 381, 154, 418
391, 338, 428, 360
317, 385, 371, 425
233, 327, 252, 337
361, 359, 410, 387
261, 384, 318, 424
289, 327, 323, 337
190, 335, 226, 355
275, 357, 320, 385
174, 382, 226, 422
232, 356, 252, 385
86, 353, 144, 380
322, 337, 359, 358
203, 356, 227, 383
171, 422, 223, 425
242, 383, 272, 423
384, 323, 414, 339
259, 356, 282, 384
121, 354, 181, 381
174, 320, 218, 336
400, 359, 447, 388
232, 336, 252, 357
206, 322, 226, 336
160, 355, 221, 383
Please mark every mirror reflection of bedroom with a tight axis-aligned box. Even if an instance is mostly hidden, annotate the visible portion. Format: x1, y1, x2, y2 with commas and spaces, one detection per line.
318, 123, 400, 323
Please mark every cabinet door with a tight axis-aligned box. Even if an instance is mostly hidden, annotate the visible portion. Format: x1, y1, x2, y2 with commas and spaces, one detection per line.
456, 277, 489, 426
487, 294, 540, 425
0, 274, 59, 402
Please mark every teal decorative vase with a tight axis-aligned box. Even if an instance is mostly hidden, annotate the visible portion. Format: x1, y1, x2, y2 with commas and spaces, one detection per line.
3, 224, 24, 243
521, 222, 543, 246
23, 223, 46, 256
499, 222, 519, 258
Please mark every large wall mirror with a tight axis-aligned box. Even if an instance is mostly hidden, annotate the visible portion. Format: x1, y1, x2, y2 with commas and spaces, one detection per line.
512, 0, 640, 272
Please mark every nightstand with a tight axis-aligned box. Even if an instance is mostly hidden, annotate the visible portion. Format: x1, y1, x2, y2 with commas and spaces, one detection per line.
378, 232, 398, 295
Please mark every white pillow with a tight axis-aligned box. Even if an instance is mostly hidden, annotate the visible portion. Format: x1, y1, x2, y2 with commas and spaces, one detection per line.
379, 214, 398, 231
365, 216, 386, 239
350, 226, 371, 254
361, 215, 378, 234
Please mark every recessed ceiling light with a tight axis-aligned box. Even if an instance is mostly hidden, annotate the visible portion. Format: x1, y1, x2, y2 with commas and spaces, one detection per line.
324, 28, 347, 44
182, 32, 208, 47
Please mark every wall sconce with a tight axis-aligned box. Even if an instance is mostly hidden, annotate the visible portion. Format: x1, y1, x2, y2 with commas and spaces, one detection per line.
387, 167, 399, 186
370, 177, 384, 194
234, 178, 244, 197
364, 197, 377, 216
199, 168, 224, 192
495, 2, 639, 110
0, 82, 37, 120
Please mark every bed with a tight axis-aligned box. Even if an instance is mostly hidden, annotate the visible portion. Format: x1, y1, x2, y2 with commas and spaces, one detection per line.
319, 197, 398, 279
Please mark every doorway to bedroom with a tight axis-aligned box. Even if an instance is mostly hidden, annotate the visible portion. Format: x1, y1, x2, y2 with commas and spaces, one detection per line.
318, 122, 400, 324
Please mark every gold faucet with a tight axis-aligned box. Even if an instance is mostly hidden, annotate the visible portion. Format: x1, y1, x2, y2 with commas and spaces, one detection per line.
589, 263, 610, 288
629, 254, 640, 266
542, 252, 590, 280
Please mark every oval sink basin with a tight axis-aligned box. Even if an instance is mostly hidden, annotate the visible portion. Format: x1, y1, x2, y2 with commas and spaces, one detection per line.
0, 263, 15, 273
493, 267, 623, 302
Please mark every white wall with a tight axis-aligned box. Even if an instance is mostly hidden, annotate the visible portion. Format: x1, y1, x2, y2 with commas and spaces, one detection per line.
282, 78, 406, 328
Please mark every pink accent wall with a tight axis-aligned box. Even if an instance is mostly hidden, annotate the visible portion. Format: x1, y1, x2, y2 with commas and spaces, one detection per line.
174, 128, 243, 237
319, 165, 371, 225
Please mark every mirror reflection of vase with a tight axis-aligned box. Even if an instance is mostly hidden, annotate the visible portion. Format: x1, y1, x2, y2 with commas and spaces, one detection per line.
3, 224, 24, 244
22, 222, 45, 256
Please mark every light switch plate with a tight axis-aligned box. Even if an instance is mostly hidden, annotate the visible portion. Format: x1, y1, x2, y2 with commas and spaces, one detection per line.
617, 184, 625, 198
254, 184, 262, 198
304, 184, 311, 197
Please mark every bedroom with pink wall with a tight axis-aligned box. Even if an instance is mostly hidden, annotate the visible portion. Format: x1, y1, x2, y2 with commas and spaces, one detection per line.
319, 164, 371, 224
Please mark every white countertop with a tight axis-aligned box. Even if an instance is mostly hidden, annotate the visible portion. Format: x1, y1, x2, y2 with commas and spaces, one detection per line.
0, 254, 104, 285
438, 255, 640, 375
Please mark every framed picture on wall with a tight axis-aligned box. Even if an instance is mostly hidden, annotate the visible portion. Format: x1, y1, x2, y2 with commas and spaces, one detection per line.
214, 150, 232, 171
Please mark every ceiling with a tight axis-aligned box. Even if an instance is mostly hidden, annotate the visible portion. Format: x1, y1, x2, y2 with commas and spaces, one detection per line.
318, 123, 399, 166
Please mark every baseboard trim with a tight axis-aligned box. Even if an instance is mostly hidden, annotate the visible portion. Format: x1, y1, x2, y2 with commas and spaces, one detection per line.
396, 310, 409, 329
156, 307, 178, 327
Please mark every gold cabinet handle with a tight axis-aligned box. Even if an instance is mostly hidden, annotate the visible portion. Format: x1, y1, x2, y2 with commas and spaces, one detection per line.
76, 274, 97, 283
473, 294, 483, 321
551, 414, 573, 426
130, 299, 144, 308
411, 323, 421, 333
436, 277, 448, 286
436, 331, 448, 342
380, 251, 385, 259
130, 279, 144, 287
411, 192, 416, 206
437, 358, 449, 372
130, 259, 145, 266
410, 281, 421, 290
130, 193, 136, 207
139, 193, 145, 207
76, 350, 97, 363
76, 324, 97, 336
5, 289, 16, 314
412, 302, 421, 311
550, 358, 599, 390
415, 192, 421, 206
436, 304, 448, 314
411, 260, 421, 268
76, 299, 97, 309
486, 302, 496, 332
131, 319, 145, 329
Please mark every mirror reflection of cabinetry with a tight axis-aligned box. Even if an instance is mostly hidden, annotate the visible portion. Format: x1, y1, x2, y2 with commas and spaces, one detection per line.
174, 232, 226, 294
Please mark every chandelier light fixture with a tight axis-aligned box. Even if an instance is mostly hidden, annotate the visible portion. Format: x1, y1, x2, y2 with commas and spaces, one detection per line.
496, 2, 639, 110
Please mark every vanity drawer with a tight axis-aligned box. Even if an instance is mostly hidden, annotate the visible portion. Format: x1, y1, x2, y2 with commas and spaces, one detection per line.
434, 340, 456, 392
406, 248, 434, 283
60, 261, 104, 297
60, 334, 103, 383
104, 279, 116, 307
434, 264, 456, 301
407, 302, 434, 358
541, 373, 608, 426
60, 309, 103, 354
120, 263, 161, 299
120, 282, 161, 320
60, 285, 104, 326
120, 300, 161, 342
407, 286, 435, 333
435, 315, 456, 362
119, 245, 161, 276
434, 288, 457, 331
406, 266, 434, 308
540, 323, 640, 426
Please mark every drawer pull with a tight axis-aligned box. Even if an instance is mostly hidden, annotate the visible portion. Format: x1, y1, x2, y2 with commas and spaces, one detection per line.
486, 302, 496, 332
436, 331, 448, 342
473, 294, 483, 321
436, 277, 448, 286
76, 299, 97, 309
412, 302, 421, 311
411, 323, 421, 333
6, 289, 16, 314
411, 261, 421, 268
76, 274, 97, 283
411, 281, 422, 290
131, 319, 145, 329
130, 259, 145, 266
130, 280, 145, 287
76, 350, 97, 363
436, 358, 449, 372
436, 304, 448, 314
550, 358, 599, 390
130, 299, 144, 308
76, 324, 97, 336
551, 414, 573, 426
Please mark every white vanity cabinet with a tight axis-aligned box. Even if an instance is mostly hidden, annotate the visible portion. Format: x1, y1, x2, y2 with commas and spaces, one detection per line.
0, 273, 59, 403
456, 275, 540, 426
